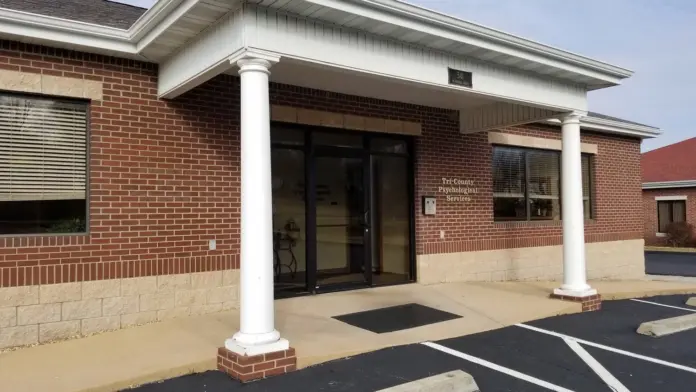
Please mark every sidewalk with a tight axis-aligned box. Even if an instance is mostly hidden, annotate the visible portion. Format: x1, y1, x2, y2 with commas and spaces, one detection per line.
3, 279, 696, 392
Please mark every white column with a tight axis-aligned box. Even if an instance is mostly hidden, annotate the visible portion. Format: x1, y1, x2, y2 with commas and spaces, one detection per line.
225, 55, 289, 356
554, 113, 596, 297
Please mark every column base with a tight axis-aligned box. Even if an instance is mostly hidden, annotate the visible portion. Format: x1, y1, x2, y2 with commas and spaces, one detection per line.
217, 345, 297, 383
551, 288, 602, 312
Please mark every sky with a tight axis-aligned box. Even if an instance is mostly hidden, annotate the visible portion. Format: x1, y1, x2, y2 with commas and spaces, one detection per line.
114, 0, 696, 151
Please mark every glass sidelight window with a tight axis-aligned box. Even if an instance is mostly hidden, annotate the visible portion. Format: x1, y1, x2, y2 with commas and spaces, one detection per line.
492, 146, 594, 221
370, 154, 411, 285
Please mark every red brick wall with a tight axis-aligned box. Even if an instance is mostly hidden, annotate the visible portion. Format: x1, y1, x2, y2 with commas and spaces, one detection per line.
0, 42, 240, 288
643, 188, 696, 245
269, 84, 643, 256
415, 125, 643, 255
0, 41, 644, 288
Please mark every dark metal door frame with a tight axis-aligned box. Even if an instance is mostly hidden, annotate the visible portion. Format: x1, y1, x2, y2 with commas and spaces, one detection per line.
310, 145, 372, 292
272, 122, 415, 296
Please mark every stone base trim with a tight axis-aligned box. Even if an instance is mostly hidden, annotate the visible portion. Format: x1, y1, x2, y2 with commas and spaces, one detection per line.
550, 293, 602, 312
417, 239, 645, 284
217, 346, 297, 382
0, 270, 240, 350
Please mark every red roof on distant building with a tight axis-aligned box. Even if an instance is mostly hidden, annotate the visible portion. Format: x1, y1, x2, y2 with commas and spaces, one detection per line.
642, 137, 696, 183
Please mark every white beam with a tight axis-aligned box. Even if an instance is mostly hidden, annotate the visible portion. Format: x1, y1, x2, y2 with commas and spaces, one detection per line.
461, 102, 560, 133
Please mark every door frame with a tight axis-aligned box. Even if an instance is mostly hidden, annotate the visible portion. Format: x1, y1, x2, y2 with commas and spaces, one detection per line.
310, 145, 372, 292
271, 122, 415, 295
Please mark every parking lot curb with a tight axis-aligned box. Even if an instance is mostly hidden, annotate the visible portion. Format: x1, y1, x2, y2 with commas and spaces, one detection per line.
376, 370, 480, 392
637, 313, 696, 337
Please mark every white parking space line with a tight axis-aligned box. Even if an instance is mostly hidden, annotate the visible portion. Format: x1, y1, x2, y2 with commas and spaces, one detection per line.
563, 338, 630, 392
421, 341, 575, 392
631, 298, 696, 312
517, 323, 696, 374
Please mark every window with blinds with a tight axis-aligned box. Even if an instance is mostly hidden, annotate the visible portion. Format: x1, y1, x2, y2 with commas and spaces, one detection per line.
581, 155, 593, 219
492, 147, 526, 220
528, 150, 560, 220
0, 94, 88, 234
492, 146, 594, 221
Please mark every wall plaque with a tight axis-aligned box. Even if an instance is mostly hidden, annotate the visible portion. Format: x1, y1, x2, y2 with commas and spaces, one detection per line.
448, 68, 472, 88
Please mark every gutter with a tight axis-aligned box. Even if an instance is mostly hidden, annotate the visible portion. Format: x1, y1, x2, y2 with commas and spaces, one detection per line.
643, 180, 696, 190
0, 0, 195, 59
544, 116, 661, 139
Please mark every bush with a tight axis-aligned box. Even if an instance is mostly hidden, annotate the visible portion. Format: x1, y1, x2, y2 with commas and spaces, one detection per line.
47, 217, 86, 233
665, 221, 694, 248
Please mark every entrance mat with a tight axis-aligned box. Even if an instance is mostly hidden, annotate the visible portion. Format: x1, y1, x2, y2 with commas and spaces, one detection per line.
333, 303, 462, 333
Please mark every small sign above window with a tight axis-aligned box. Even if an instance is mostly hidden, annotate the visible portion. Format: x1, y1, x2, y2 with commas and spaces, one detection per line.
448, 68, 472, 88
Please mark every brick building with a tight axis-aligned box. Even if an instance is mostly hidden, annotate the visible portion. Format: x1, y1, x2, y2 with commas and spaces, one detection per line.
642, 138, 696, 246
0, 0, 660, 381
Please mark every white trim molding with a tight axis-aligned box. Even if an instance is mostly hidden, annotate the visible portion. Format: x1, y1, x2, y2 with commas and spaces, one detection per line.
643, 180, 696, 190
488, 132, 598, 154
545, 114, 661, 139
655, 195, 688, 201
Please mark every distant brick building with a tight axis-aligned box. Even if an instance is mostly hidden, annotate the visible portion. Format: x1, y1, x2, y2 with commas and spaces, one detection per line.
642, 138, 696, 245
0, 0, 661, 381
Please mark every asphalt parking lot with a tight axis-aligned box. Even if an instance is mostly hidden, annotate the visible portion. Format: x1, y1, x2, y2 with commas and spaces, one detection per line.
645, 251, 696, 276
129, 295, 696, 392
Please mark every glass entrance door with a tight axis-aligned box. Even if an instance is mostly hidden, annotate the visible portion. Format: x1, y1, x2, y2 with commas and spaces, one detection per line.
313, 151, 371, 290
271, 125, 413, 296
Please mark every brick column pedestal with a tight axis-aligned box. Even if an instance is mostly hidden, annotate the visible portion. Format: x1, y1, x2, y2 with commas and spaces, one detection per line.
550, 293, 602, 312
217, 346, 297, 382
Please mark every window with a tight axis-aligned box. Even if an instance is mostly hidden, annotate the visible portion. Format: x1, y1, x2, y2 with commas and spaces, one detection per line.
492, 146, 594, 221
0, 94, 88, 234
657, 200, 686, 233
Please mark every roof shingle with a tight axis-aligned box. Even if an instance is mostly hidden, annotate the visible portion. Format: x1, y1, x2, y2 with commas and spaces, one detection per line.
642, 137, 696, 183
0, 0, 147, 30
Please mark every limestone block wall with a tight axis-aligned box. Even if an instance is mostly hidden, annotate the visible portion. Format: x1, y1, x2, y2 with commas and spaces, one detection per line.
417, 239, 645, 284
0, 270, 239, 350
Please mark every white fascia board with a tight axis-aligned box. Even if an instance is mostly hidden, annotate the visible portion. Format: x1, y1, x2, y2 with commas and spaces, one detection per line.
129, 0, 186, 42
544, 116, 661, 139
0, 0, 196, 58
134, 0, 210, 55
0, 8, 135, 53
304, 0, 633, 86
643, 181, 696, 190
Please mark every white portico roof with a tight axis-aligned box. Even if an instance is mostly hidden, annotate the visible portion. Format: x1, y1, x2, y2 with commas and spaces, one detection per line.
0, 0, 630, 90
0, 0, 660, 138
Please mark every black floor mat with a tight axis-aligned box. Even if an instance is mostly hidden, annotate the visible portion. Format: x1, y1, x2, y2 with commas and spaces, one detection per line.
333, 303, 461, 333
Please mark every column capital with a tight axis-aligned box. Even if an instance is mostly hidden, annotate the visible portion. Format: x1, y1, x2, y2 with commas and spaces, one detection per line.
229, 49, 280, 74
558, 111, 587, 124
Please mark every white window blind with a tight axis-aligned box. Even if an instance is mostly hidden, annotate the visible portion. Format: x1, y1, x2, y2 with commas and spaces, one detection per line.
0, 95, 87, 202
